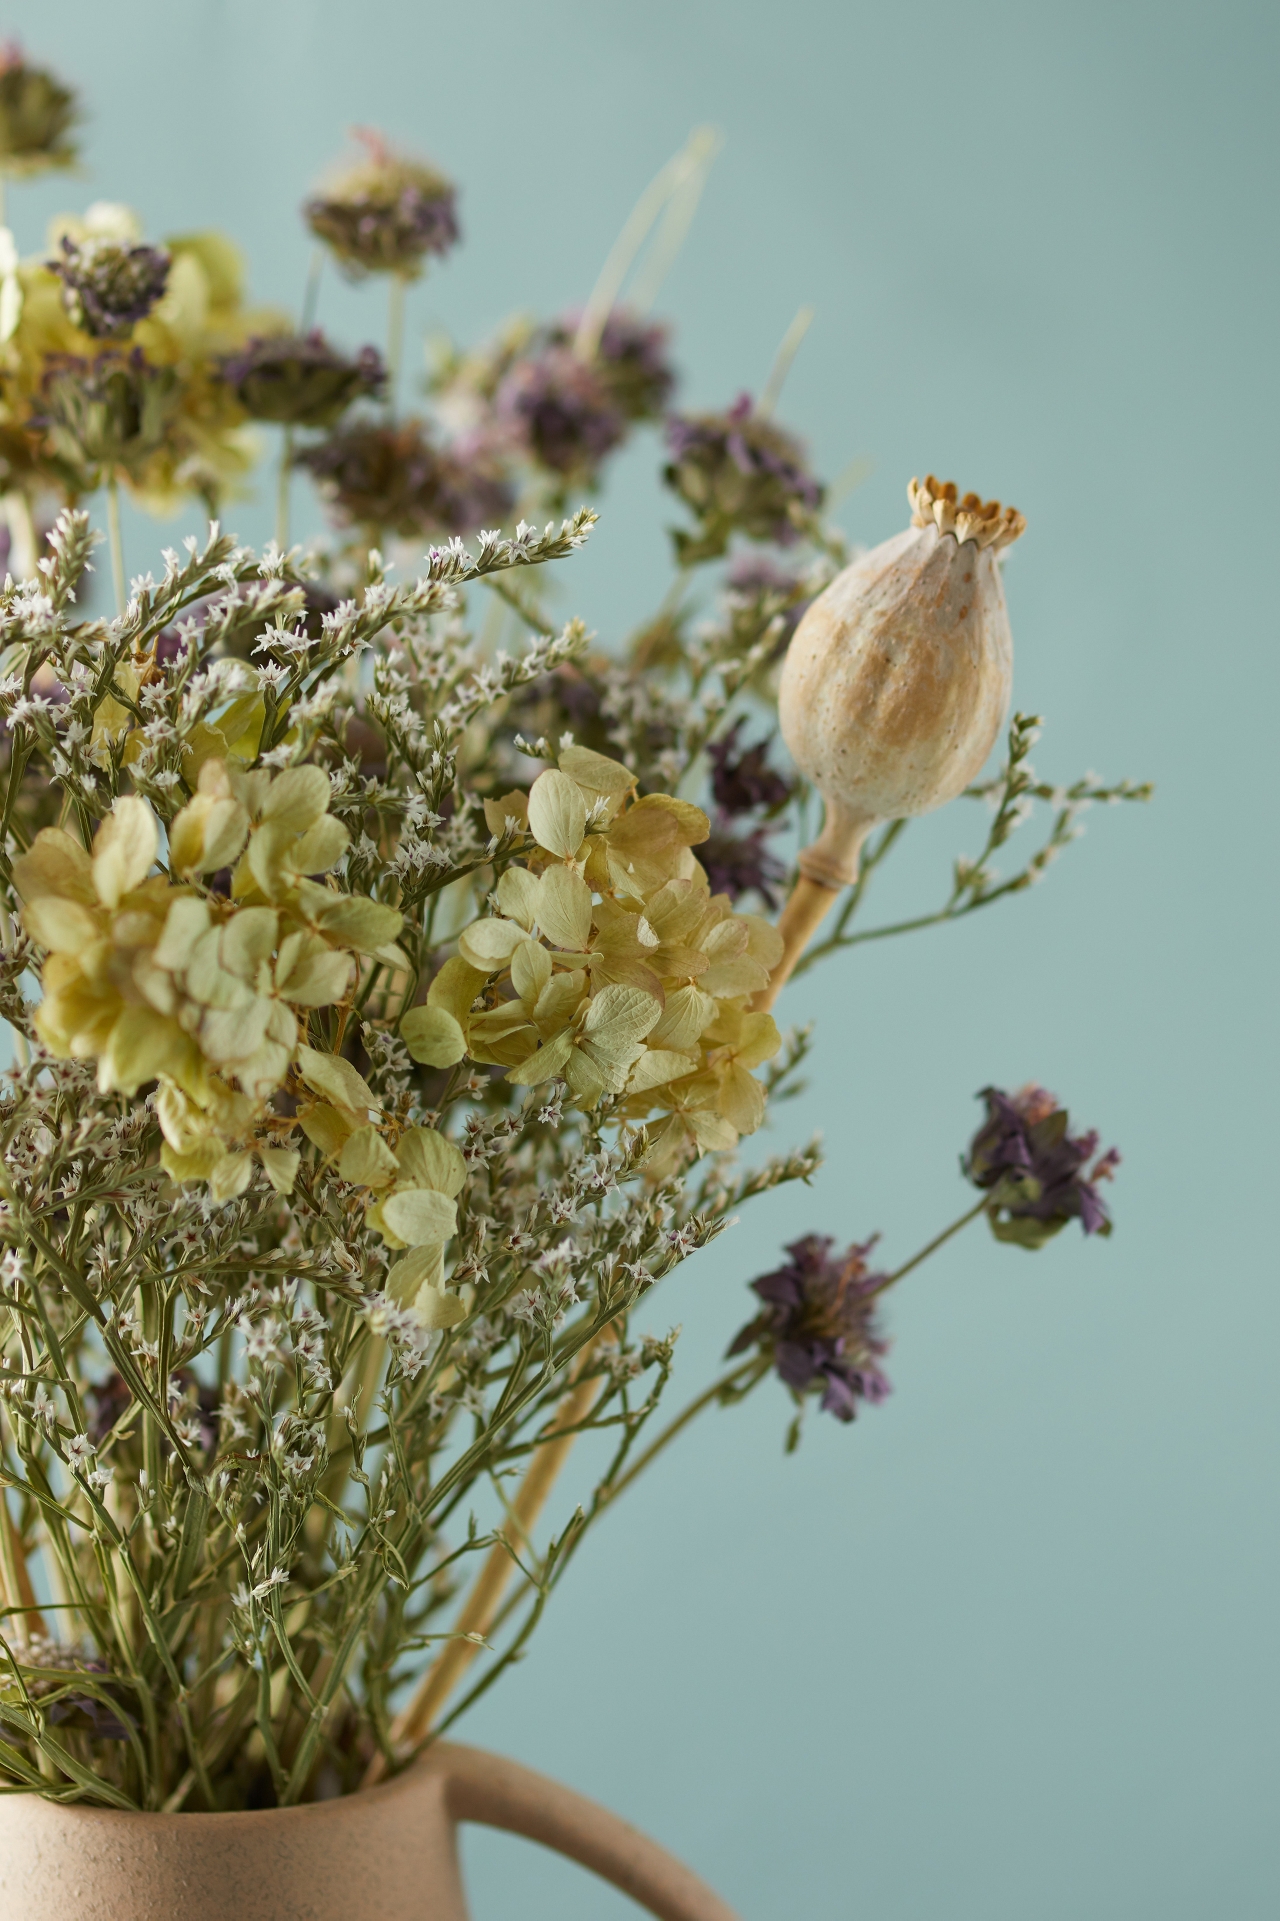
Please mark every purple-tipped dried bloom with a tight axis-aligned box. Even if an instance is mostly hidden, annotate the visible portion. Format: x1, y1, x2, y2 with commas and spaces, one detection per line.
698, 819, 787, 909
728, 1234, 892, 1422
218, 331, 384, 429
546, 308, 675, 422
725, 553, 815, 657
298, 416, 512, 538
37, 348, 179, 480
708, 717, 794, 817
52, 235, 170, 339
965, 1084, 1120, 1249
664, 394, 824, 562
0, 42, 78, 174
496, 344, 627, 480
304, 132, 459, 280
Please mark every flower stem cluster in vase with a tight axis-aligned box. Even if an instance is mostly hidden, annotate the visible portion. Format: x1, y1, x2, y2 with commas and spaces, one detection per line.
0, 41, 1148, 1897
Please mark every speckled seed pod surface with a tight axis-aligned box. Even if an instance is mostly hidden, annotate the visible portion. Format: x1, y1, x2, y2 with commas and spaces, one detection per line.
778, 476, 1025, 888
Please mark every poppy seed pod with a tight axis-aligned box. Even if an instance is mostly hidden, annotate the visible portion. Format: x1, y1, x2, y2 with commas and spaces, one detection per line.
758, 475, 1025, 1008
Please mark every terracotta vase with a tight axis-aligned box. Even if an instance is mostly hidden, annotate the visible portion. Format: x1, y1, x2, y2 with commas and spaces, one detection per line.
0, 1742, 738, 1921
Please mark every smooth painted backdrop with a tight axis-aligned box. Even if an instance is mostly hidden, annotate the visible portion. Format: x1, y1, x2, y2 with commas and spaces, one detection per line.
3, 3, 1276, 1916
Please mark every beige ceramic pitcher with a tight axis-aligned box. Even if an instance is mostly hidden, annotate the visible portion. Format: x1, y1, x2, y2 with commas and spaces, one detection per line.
0, 1741, 738, 1921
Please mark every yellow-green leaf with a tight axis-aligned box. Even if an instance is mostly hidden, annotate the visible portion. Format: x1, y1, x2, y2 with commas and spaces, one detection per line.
395, 1127, 466, 1197
527, 769, 586, 859
535, 864, 592, 951
401, 1003, 467, 1067
338, 1124, 400, 1188
258, 1146, 300, 1195
295, 1044, 377, 1118
260, 765, 331, 834
13, 827, 95, 905
92, 797, 158, 909
558, 744, 635, 795
380, 1187, 458, 1246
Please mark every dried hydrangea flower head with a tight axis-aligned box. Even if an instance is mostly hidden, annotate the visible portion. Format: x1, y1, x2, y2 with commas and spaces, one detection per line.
304, 128, 459, 279
664, 394, 823, 563
51, 234, 171, 339
410, 742, 785, 1171
218, 330, 385, 428
758, 474, 1025, 1008
0, 41, 78, 176
965, 1084, 1119, 1248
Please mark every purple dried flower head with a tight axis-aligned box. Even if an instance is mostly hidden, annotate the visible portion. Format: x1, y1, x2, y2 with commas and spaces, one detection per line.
0, 42, 78, 174
707, 718, 794, 817
728, 1234, 892, 1422
218, 331, 385, 429
51, 235, 170, 340
698, 819, 787, 909
430, 434, 516, 534
545, 307, 675, 421
304, 129, 459, 280
965, 1084, 1120, 1248
664, 393, 824, 562
298, 415, 512, 538
725, 553, 815, 657
496, 344, 627, 481
37, 348, 180, 482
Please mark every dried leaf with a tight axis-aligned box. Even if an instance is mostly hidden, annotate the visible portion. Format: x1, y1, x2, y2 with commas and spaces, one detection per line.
527, 769, 587, 859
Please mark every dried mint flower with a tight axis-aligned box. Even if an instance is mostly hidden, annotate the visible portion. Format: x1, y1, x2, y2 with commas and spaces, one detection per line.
304, 129, 459, 280
298, 415, 513, 537
51, 234, 171, 339
0, 42, 78, 175
37, 348, 180, 483
496, 344, 627, 481
218, 330, 385, 429
965, 1084, 1120, 1248
664, 393, 823, 562
545, 307, 675, 422
728, 1234, 891, 1423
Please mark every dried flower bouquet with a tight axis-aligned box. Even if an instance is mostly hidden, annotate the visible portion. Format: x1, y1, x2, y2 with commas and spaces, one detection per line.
0, 48, 1147, 1813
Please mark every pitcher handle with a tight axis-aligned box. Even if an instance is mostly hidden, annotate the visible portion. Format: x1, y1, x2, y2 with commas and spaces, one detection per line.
424, 1740, 741, 1921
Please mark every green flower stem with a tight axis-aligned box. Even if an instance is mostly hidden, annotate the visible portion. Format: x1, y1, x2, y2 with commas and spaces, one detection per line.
868, 1196, 990, 1299
300, 246, 323, 332
386, 271, 407, 413
105, 469, 126, 616
276, 425, 294, 552
597, 1355, 767, 1510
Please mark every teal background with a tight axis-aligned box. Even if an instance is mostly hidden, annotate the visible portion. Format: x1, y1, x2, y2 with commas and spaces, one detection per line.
4, 2, 1277, 1915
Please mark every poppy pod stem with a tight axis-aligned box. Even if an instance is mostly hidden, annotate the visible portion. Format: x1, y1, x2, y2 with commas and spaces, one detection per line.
757, 475, 1026, 1013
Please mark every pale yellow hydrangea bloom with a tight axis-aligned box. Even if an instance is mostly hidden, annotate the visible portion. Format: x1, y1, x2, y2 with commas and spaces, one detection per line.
408, 744, 784, 1172
15, 766, 404, 1202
